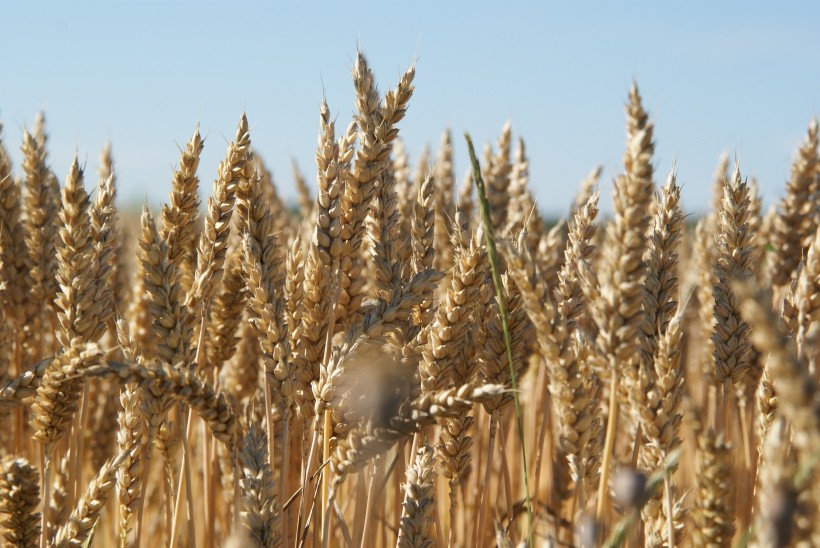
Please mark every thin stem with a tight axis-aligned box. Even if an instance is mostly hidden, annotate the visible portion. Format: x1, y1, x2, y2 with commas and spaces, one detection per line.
40, 449, 51, 548
531, 374, 551, 503
320, 263, 340, 543
465, 133, 533, 545
280, 411, 290, 548
321, 486, 338, 548
13, 332, 23, 455
739, 403, 752, 471
169, 410, 197, 548
359, 459, 380, 548
497, 422, 514, 529
70, 378, 90, 501
663, 476, 675, 548
202, 420, 213, 543
721, 383, 731, 438
133, 428, 154, 548
447, 484, 457, 548
596, 372, 620, 522
474, 412, 498, 546
297, 426, 319, 544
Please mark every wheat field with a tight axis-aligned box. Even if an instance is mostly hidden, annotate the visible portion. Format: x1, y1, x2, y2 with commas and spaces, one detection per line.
0, 50, 818, 548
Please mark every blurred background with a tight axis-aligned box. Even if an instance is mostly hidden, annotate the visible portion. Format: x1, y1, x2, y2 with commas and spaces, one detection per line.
2, 1, 818, 216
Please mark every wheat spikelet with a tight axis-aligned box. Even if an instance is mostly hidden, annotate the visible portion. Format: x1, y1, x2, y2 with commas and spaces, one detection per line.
21, 129, 59, 358
573, 166, 602, 212
337, 52, 385, 325
639, 171, 683, 367
254, 156, 294, 243
85, 379, 119, 470
709, 152, 730, 221
205, 246, 246, 375
484, 122, 513, 232
54, 156, 103, 346
508, 138, 544, 254
456, 170, 474, 230
242, 229, 290, 421
420, 230, 485, 394
757, 370, 777, 451
160, 128, 204, 294
293, 103, 347, 409
239, 423, 280, 548
789, 224, 820, 363
0, 154, 28, 328
90, 145, 118, 334
478, 278, 530, 413
239, 168, 290, 418
338, 54, 414, 326
139, 206, 193, 368
639, 312, 687, 545
712, 166, 756, 401
21, 128, 58, 307
504, 230, 602, 503
768, 117, 819, 287
221, 313, 261, 406
690, 428, 734, 546
292, 158, 313, 219
393, 136, 412, 212
368, 168, 404, 299
581, 83, 655, 519
187, 114, 250, 319
432, 130, 456, 273
0, 121, 13, 181
411, 175, 435, 279
314, 99, 343, 271
294, 246, 329, 417
633, 172, 687, 544
692, 217, 718, 387
116, 384, 143, 546
397, 445, 436, 548
284, 233, 304, 362
736, 281, 820, 452
433, 232, 487, 538
0, 358, 50, 421
0, 457, 41, 548
53, 449, 130, 547
557, 192, 600, 333
30, 343, 103, 453
126, 252, 157, 361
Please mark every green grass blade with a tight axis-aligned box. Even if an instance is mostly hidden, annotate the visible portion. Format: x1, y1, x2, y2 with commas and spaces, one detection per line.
465, 132, 534, 545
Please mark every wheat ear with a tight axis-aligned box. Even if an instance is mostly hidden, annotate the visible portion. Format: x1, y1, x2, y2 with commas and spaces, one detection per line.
53, 449, 131, 548
0, 457, 41, 548
767, 117, 818, 287
397, 445, 436, 548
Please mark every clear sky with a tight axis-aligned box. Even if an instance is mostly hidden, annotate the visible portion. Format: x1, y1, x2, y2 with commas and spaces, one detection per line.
2, 1, 819, 216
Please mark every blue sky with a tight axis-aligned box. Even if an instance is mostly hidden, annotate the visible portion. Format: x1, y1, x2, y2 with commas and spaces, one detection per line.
2, 1, 819, 215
